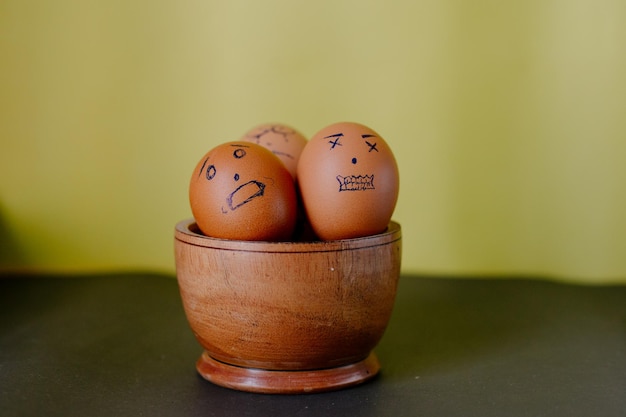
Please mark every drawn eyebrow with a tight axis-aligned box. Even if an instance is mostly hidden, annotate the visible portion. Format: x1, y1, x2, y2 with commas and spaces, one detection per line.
198, 157, 209, 178
325, 133, 344, 139
362, 134, 377, 139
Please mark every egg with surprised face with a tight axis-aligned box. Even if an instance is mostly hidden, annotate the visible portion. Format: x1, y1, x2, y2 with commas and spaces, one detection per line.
239, 123, 308, 180
189, 141, 297, 241
297, 122, 399, 241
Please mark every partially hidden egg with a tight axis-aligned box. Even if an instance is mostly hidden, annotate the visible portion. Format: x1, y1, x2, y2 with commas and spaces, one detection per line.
189, 141, 297, 241
239, 123, 308, 180
296, 122, 399, 241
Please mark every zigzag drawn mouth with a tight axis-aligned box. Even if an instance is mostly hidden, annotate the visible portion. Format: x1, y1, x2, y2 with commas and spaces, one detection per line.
336, 174, 375, 192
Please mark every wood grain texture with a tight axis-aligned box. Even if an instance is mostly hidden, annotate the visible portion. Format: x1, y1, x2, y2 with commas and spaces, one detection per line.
174, 219, 401, 393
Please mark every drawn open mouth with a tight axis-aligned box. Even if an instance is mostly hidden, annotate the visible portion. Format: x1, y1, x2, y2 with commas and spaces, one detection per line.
336, 174, 375, 192
226, 180, 266, 210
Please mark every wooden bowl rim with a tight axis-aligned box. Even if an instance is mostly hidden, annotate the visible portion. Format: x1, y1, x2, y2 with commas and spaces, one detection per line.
175, 219, 401, 253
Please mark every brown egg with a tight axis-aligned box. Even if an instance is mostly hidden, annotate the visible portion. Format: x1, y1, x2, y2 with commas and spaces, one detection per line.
297, 122, 399, 241
239, 123, 308, 180
189, 141, 297, 241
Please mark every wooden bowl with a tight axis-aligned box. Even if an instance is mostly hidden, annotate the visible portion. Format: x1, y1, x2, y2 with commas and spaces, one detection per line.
174, 219, 402, 394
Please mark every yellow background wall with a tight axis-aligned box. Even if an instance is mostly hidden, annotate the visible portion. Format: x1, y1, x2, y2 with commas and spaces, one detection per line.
1, 0, 625, 283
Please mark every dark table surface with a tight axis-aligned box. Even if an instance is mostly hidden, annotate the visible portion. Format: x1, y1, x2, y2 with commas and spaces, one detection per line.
1, 272, 625, 417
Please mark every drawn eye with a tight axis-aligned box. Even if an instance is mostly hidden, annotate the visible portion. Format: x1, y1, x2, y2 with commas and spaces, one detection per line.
233, 148, 246, 158
270, 125, 294, 140
206, 165, 216, 180
325, 133, 344, 150
352, 158, 357, 164
361, 134, 379, 152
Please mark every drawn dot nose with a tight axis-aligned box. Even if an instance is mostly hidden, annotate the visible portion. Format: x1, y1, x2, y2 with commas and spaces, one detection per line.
351, 158, 357, 164
234, 173, 240, 181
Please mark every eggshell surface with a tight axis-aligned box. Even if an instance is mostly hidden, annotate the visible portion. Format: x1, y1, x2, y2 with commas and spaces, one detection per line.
189, 141, 297, 241
297, 122, 399, 240
239, 123, 308, 180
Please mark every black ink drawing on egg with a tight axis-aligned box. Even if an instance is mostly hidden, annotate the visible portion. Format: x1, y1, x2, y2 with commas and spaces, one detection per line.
225, 180, 266, 211
230, 143, 250, 159
336, 174, 375, 192
198, 157, 217, 180
206, 165, 216, 180
271, 150, 295, 160
198, 157, 208, 178
246, 126, 298, 160
362, 134, 379, 152
268, 124, 296, 141
248, 125, 295, 144
325, 133, 343, 150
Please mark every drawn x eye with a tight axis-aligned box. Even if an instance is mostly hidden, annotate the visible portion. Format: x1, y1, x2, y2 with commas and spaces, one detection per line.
325, 133, 344, 149
362, 134, 379, 152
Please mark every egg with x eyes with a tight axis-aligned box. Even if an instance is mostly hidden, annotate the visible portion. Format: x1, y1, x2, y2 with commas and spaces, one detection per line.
189, 141, 297, 241
296, 122, 399, 240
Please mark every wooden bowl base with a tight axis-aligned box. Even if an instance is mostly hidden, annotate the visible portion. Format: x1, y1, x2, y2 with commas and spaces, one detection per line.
196, 351, 380, 394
